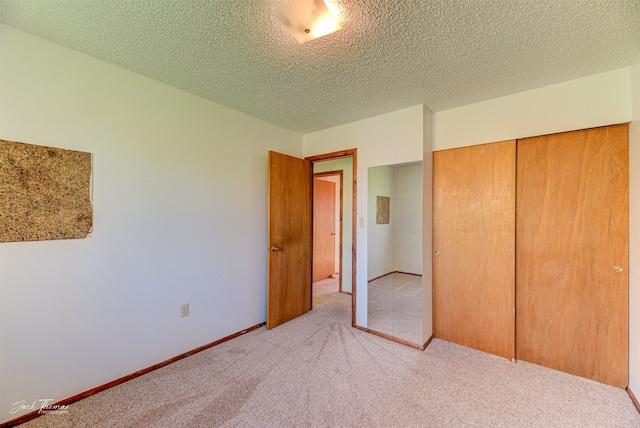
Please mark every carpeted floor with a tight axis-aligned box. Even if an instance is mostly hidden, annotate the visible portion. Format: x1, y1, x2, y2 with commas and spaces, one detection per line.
368, 272, 422, 345
17, 285, 640, 427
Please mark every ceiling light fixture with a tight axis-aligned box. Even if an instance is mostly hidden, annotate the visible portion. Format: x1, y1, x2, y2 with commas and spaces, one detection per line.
273, 0, 342, 44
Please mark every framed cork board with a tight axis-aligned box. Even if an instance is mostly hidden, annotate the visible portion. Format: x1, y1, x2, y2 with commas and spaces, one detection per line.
0, 139, 93, 243
376, 195, 390, 224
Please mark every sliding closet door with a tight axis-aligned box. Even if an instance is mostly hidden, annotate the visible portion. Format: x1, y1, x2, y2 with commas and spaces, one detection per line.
433, 140, 516, 360
516, 124, 629, 388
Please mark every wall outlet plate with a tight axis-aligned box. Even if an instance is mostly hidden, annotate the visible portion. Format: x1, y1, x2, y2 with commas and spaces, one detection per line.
181, 303, 189, 317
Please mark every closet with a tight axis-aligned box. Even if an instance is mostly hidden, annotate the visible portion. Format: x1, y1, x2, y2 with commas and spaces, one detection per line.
433, 124, 629, 388
433, 140, 516, 360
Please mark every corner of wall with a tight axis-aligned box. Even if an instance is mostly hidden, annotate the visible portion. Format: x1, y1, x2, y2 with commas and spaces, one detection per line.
628, 51, 640, 397
422, 105, 434, 344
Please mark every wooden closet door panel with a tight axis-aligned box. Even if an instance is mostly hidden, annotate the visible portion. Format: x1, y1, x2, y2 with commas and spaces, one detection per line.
434, 140, 516, 360
313, 178, 336, 282
516, 124, 629, 388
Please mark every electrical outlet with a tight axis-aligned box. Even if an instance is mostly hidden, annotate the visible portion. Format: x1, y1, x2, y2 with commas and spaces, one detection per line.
181, 303, 189, 318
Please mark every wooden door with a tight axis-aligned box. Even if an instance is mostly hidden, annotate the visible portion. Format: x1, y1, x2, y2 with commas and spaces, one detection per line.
313, 178, 336, 282
516, 124, 629, 388
267, 151, 312, 329
433, 140, 516, 360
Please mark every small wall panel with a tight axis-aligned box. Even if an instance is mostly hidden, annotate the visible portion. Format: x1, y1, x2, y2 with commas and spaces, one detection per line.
376, 196, 390, 224
0, 139, 92, 242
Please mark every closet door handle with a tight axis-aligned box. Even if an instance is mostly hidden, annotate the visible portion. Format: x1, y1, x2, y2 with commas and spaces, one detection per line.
271, 245, 281, 252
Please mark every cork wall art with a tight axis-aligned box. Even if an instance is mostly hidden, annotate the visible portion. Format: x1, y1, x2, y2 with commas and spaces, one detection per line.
0, 139, 93, 243
376, 195, 390, 224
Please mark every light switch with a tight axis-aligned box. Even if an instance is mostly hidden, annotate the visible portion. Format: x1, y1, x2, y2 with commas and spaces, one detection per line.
359, 217, 365, 227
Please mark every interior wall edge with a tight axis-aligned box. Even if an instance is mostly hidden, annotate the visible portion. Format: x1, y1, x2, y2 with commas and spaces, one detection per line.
628, 50, 640, 397
422, 105, 434, 344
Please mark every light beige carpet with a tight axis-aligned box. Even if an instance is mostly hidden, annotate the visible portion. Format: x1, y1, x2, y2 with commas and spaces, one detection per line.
368, 272, 422, 345
17, 286, 640, 427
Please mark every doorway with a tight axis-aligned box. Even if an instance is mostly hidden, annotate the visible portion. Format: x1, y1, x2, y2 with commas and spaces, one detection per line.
266, 149, 357, 329
313, 171, 342, 287
307, 149, 357, 326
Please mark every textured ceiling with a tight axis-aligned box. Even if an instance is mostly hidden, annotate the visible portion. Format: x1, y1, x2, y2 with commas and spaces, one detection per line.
1, 0, 639, 134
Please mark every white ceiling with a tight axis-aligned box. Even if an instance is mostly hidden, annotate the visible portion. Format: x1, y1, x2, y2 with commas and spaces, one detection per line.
1, 0, 639, 134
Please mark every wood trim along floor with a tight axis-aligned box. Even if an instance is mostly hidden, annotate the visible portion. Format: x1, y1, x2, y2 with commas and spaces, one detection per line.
356, 325, 423, 351
395, 271, 423, 277
628, 386, 640, 414
0, 322, 266, 428
422, 334, 434, 351
368, 271, 394, 283
368, 271, 423, 283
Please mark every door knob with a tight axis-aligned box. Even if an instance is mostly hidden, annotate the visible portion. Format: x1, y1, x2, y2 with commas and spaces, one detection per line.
330, 232, 336, 236
270, 245, 281, 252
614, 265, 623, 272
435, 251, 440, 256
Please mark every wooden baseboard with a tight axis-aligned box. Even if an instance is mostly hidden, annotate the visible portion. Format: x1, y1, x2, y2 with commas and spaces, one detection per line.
361, 331, 432, 351
628, 386, 640, 414
395, 271, 423, 278
421, 334, 434, 351
368, 271, 423, 283
366, 328, 422, 350
0, 322, 265, 428
368, 272, 394, 283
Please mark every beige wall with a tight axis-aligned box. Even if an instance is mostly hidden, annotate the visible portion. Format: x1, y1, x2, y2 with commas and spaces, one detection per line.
392, 163, 423, 275
367, 165, 394, 280
432, 68, 632, 151
0, 25, 302, 424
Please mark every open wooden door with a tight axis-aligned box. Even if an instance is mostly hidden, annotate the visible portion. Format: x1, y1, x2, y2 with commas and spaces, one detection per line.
313, 178, 336, 282
267, 151, 312, 329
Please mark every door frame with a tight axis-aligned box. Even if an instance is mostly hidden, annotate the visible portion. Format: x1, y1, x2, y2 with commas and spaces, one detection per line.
313, 171, 344, 291
306, 149, 357, 326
